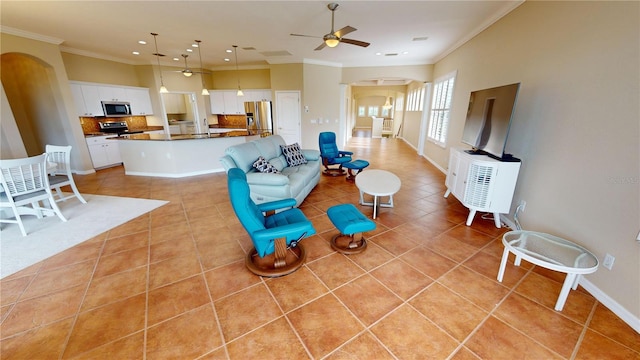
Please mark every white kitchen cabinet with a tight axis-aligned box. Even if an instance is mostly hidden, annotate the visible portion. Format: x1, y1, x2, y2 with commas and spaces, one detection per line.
126, 88, 154, 115
70, 83, 104, 117
444, 148, 521, 228
209, 90, 254, 115
98, 86, 127, 102
86, 136, 122, 168
223, 91, 245, 114
244, 89, 272, 102
168, 125, 181, 134
209, 91, 225, 114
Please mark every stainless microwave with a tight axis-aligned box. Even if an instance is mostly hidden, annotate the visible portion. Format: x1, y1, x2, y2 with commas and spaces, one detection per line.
101, 101, 132, 117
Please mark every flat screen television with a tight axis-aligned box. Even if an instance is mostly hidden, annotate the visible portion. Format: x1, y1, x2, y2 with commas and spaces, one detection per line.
461, 82, 520, 160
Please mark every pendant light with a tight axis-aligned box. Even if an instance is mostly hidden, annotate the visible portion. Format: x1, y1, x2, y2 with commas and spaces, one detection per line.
195, 40, 209, 96
233, 45, 244, 96
382, 90, 392, 110
151, 33, 168, 93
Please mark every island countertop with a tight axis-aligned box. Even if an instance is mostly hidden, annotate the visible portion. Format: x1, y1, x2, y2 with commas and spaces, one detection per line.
112, 130, 259, 141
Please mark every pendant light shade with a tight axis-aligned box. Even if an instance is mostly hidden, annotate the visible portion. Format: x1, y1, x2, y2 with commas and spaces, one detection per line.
233, 45, 244, 97
151, 33, 168, 93
195, 40, 209, 96
383, 97, 392, 110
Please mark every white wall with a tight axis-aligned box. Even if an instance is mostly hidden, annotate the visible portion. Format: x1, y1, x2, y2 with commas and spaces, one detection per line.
428, 1, 640, 320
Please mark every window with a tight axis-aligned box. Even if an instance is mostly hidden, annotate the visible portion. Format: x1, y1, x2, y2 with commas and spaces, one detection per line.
427, 71, 456, 146
367, 106, 379, 117
358, 106, 365, 116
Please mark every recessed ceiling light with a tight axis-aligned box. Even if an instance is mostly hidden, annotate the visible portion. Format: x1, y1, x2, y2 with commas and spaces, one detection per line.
192, 43, 198, 48
375, 52, 382, 56
226, 49, 232, 53
186, 48, 193, 52
138, 40, 146, 45
173, 57, 180, 61
402, 51, 409, 55
224, 58, 230, 62
132, 51, 140, 55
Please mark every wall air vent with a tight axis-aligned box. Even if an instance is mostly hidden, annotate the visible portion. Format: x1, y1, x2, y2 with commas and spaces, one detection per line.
412, 36, 429, 41
242, 47, 256, 51
385, 53, 398, 57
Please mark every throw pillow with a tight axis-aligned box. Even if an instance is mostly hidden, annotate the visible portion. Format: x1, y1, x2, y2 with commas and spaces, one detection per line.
281, 143, 308, 167
252, 156, 280, 174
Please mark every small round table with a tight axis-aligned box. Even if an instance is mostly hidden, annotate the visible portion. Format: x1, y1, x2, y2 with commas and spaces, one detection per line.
355, 169, 401, 219
497, 230, 599, 311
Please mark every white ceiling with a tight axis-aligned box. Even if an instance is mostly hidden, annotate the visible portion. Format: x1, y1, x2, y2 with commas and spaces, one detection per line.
1, 1, 522, 71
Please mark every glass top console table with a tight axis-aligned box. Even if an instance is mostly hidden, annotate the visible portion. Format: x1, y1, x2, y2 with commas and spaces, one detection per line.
497, 230, 599, 311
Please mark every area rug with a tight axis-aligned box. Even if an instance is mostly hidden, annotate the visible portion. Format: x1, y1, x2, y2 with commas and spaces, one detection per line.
0, 194, 168, 278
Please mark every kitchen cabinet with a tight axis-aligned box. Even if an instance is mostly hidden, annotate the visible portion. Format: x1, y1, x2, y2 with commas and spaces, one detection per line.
209, 89, 272, 114
126, 88, 154, 115
223, 91, 245, 114
86, 136, 122, 168
444, 148, 521, 228
98, 86, 127, 102
70, 83, 104, 117
168, 125, 181, 134
244, 89, 272, 102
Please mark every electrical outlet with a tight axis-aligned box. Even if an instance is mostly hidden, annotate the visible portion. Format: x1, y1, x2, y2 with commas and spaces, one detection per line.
603, 253, 615, 270
518, 200, 526, 212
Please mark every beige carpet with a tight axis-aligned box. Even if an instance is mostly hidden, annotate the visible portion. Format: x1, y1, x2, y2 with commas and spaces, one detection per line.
0, 194, 168, 278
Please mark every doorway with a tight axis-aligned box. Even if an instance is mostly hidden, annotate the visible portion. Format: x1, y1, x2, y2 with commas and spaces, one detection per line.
161, 92, 200, 134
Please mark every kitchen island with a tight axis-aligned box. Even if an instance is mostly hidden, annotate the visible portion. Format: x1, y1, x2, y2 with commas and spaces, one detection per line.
113, 131, 260, 178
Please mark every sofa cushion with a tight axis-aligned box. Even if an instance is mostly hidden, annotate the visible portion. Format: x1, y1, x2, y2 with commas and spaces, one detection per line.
252, 156, 280, 174
281, 143, 308, 167
226, 142, 262, 173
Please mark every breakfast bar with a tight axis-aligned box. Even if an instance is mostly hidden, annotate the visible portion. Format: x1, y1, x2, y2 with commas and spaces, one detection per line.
113, 131, 260, 178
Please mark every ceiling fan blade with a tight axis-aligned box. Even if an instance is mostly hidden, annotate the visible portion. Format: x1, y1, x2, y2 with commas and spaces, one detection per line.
290, 33, 322, 39
334, 26, 356, 38
340, 38, 370, 48
314, 42, 327, 51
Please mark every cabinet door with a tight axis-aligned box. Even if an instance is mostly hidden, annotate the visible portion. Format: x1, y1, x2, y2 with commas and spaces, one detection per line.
104, 142, 122, 165
126, 88, 153, 115
87, 144, 109, 168
223, 91, 242, 114
70, 84, 87, 117
210, 91, 225, 114
453, 153, 471, 200
445, 149, 459, 192
98, 86, 127, 101
80, 85, 104, 116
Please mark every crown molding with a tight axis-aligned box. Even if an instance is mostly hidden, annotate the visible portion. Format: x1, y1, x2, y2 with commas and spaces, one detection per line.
1, 25, 64, 44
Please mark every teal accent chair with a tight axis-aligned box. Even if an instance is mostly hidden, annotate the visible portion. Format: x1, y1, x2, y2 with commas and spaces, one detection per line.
318, 132, 353, 176
227, 168, 315, 276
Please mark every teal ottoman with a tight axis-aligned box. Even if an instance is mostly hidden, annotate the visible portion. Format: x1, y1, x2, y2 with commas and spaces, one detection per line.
327, 203, 376, 254
342, 160, 369, 182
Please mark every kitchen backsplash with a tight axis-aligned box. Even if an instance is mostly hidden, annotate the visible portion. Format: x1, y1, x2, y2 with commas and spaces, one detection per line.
216, 114, 247, 128
80, 116, 148, 134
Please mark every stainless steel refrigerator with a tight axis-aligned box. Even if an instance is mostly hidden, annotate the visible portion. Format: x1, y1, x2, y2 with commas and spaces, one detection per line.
245, 101, 273, 135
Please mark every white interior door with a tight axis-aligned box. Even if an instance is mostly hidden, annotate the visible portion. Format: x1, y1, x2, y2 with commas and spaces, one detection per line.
275, 91, 301, 145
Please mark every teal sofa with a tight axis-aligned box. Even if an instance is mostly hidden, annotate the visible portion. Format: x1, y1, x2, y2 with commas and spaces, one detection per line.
220, 135, 321, 207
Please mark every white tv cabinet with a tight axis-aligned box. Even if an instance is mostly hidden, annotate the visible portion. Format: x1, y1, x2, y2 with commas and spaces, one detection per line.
444, 148, 521, 228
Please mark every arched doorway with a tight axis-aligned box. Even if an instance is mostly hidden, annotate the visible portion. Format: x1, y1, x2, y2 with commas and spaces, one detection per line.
1, 53, 69, 156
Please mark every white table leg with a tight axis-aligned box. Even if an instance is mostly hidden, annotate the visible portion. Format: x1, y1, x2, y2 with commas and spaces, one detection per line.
497, 248, 510, 282
555, 273, 577, 311
373, 195, 378, 219
572, 274, 581, 290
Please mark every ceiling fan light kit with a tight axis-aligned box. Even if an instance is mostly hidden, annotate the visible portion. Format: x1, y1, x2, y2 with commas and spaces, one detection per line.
291, 2, 370, 51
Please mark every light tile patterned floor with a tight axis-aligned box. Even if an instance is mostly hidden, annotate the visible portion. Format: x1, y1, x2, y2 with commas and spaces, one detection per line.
1, 135, 638, 359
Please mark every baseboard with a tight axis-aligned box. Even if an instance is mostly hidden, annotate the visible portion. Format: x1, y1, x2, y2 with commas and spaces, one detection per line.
124, 168, 225, 178
579, 278, 640, 334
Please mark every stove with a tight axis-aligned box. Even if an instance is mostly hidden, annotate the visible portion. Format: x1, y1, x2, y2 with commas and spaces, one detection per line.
98, 121, 143, 136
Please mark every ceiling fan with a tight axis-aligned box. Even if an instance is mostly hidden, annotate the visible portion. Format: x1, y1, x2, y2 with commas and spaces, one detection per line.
291, 2, 370, 51
172, 54, 210, 77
